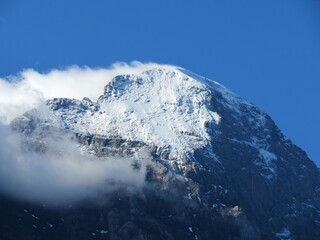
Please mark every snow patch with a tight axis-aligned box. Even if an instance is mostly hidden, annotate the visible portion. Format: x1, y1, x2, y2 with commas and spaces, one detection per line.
259, 149, 277, 164
275, 228, 292, 240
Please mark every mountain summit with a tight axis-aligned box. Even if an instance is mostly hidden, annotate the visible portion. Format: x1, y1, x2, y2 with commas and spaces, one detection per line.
2, 67, 320, 240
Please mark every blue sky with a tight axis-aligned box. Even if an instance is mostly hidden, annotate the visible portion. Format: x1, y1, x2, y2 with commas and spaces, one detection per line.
0, 0, 319, 165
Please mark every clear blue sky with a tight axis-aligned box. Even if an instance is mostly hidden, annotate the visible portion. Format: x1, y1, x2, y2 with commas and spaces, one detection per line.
1, 0, 319, 165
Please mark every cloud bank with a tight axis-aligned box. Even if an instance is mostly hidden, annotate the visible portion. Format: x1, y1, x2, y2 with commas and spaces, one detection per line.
0, 123, 149, 205
0, 61, 177, 124
0, 61, 172, 205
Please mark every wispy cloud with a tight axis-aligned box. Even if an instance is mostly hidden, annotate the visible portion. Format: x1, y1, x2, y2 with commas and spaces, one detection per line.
0, 123, 149, 206
0, 61, 176, 124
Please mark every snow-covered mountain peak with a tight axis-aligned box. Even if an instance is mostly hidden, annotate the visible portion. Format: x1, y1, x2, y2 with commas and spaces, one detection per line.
13, 67, 275, 171
44, 68, 222, 161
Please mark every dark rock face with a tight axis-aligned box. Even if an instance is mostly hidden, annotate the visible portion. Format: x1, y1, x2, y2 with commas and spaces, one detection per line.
208, 88, 320, 239
1, 69, 319, 240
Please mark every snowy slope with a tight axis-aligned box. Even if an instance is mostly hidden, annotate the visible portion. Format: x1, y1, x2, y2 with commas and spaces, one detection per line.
46, 68, 222, 160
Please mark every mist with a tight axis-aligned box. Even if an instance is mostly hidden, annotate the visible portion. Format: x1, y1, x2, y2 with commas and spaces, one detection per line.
0, 61, 177, 124
0, 62, 168, 205
0, 123, 149, 205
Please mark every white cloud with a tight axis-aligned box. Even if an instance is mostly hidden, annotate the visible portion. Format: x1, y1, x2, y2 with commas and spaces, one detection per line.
0, 123, 149, 205
0, 61, 177, 124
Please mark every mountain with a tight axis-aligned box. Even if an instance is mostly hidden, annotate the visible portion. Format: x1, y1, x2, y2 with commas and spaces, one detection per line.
1, 67, 319, 240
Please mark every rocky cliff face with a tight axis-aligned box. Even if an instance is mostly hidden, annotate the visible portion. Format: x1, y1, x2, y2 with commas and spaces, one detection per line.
1, 68, 319, 240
